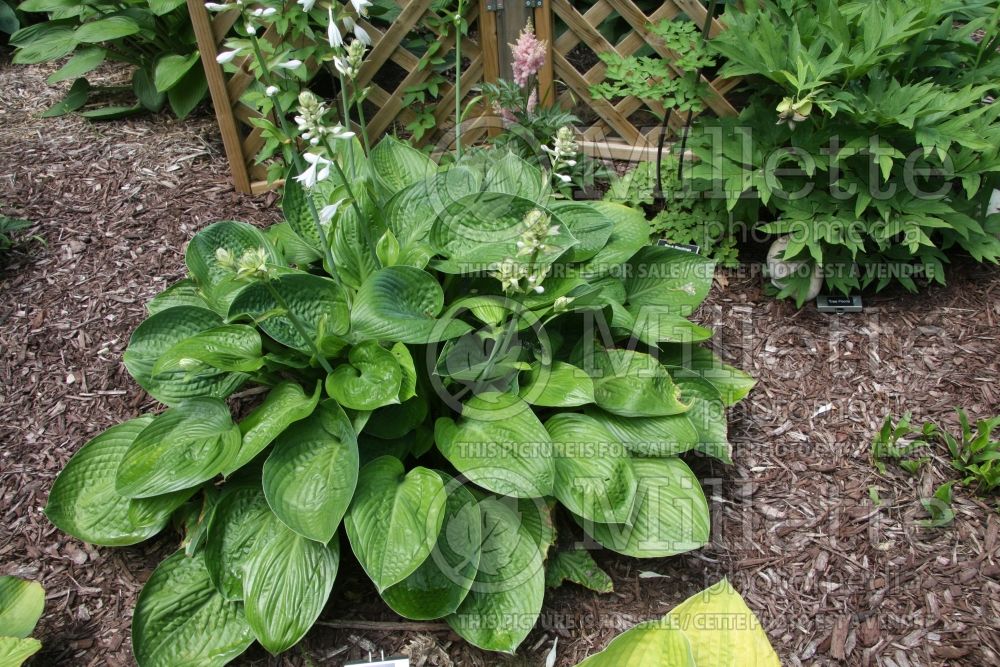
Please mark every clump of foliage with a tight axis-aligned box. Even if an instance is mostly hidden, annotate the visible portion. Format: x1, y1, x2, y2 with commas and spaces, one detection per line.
690, 0, 1000, 305
0, 210, 39, 264
941, 409, 1000, 494
573, 579, 780, 666
606, 160, 740, 268
0, 576, 45, 667
870, 411, 935, 475
1, 0, 25, 38
10, 0, 208, 119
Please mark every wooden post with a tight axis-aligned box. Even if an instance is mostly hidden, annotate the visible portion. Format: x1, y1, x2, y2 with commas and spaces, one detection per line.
532, 0, 555, 107
186, 0, 252, 194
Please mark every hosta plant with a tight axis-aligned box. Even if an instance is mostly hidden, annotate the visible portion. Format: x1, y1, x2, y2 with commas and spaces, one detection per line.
45, 135, 753, 662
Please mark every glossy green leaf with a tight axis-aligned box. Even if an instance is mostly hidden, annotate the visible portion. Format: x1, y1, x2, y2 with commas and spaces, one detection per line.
263, 401, 358, 543
133, 67, 164, 112
545, 413, 637, 525
370, 135, 436, 199
585, 408, 700, 457
625, 305, 713, 345
243, 514, 339, 654
330, 203, 379, 289
623, 245, 715, 316
575, 621, 695, 667
664, 579, 781, 667
345, 457, 447, 592
124, 306, 246, 406
675, 376, 731, 464
229, 272, 349, 354
45, 416, 190, 546
227, 381, 321, 475
577, 202, 651, 279
47, 47, 105, 84
153, 325, 264, 376
74, 17, 140, 42
435, 392, 554, 498
381, 473, 481, 619
576, 457, 710, 558
146, 279, 207, 315
483, 152, 543, 200
0, 637, 41, 667
167, 64, 207, 119
116, 398, 241, 498
351, 266, 472, 344
548, 201, 615, 263
185, 220, 279, 315
12, 26, 76, 64
661, 347, 756, 406
518, 361, 595, 407
446, 498, 545, 654
39, 76, 90, 117
325, 341, 402, 411
154, 52, 200, 92
79, 103, 144, 121
544, 549, 613, 594
589, 348, 689, 417
0, 576, 44, 639
204, 485, 272, 601
133, 551, 254, 667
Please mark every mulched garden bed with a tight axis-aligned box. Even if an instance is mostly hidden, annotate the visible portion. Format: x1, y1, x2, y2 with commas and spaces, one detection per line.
1, 61, 998, 667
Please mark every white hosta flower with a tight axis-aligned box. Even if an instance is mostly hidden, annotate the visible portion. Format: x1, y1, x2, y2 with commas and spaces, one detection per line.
215, 247, 235, 269
556, 173, 572, 184
216, 49, 241, 64
251, 7, 276, 17
204, 2, 230, 11
353, 24, 371, 46
350, 0, 372, 17
331, 125, 355, 140
265, 85, 279, 97
327, 9, 343, 47
297, 0, 316, 10
333, 56, 354, 78
319, 199, 347, 225
275, 59, 302, 70
295, 153, 333, 188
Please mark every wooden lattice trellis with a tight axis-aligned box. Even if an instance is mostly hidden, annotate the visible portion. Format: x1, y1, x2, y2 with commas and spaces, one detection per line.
190, 0, 745, 193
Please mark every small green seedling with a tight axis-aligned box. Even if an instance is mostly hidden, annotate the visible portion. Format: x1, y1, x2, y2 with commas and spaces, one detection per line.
918, 481, 956, 528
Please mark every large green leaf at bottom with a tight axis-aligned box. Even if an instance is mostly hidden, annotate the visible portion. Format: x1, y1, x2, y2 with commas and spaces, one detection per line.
0, 637, 41, 667
262, 401, 358, 543
344, 457, 447, 592
226, 381, 321, 475
675, 376, 732, 464
243, 514, 340, 655
381, 473, 481, 619
204, 485, 272, 601
45, 417, 191, 546
576, 457, 709, 558
445, 498, 545, 654
116, 398, 241, 499
574, 622, 695, 667
435, 392, 555, 498
664, 579, 781, 667
133, 551, 254, 667
0, 576, 44, 639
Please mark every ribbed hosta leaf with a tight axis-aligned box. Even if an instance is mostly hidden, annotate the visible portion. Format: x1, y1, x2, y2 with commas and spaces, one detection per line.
243, 513, 339, 654
548, 201, 614, 263
585, 408, 700, 457
133, 551, 254, 667
623, 245, 715, 316
226, 381, 321, 475
185, 220, 280, 314
575, 622, 696, 667
325, 341, 402, 411
351, 266, 472, 344
263, 401, 358, 543
675, 376, 732, 463
575, 457, 710, 558
153, 325, 264, 375
446, 498, 545, 654
124, 306, 247, 406
545, 413, 637, 525
544, 549, 613, 594
45, 417, 190, 546
116, 398, 241, 498
435, 392, 554, 498
661, 346, 756, 406
625, 305, 713, 345
589, 348, 689, 418
483, 152, 543, 200
518, 361, 595, 407
0, 576, 44, 639
0, 637, 41, 667
370, 135, 437, 199
146, 279, 207, 315
577, 202, 651, 278
345, 457, 447, 592
204, 484, 271, 601
381, 473, 481, 620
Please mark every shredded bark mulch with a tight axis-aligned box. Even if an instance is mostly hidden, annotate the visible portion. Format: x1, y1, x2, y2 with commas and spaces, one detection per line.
1, 61, 999, 667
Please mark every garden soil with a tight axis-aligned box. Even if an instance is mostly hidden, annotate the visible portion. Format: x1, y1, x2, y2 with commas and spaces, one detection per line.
1, 61, 998, 667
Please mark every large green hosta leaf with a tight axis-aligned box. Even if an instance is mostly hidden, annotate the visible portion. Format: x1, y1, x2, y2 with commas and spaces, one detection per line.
330, 204, 380, 289
226, 381, 322, 475
575, 622, 696, 667
576, 457, 710, 558
243, 513, 340, 654
623, 245, 715, 315
545, 413, 637, 525
263, 401, 358, 543
345, 457, 447, 592
46, 417, 191, 546
625, 304, 713, 345
675, 376, 732, 464
483, 152, 543, 200
325, 341, 402, 411
152, 325, 264, 376
661, 346, 756, 406
381, 473, 481, 620
185, 221, 280, 314
577, 202, 651, 279
548, 201, 615, 263
204, 484, 272, 601
435, 392, 555, 498
446, 497, 546, 654
588, 348, 689, 418
146, 279, 207, 315
370, 135, 437, 199
0, 576, 44, 639
133, 551, 254, 667
124, 306, 247, 406
228, 272, 349, 355
518, 361, 595, 407
544, 549, 613, 594
116, 398, 241, 499
351, 266, 472, 344
585, 408, 700, 457
0, 637, 41, 667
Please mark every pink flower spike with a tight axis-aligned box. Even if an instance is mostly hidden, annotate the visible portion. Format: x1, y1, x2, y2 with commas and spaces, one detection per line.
510, 20, 546, 88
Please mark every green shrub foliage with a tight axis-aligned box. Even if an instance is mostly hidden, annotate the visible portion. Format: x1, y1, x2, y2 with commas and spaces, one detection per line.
46, 138, 754, 663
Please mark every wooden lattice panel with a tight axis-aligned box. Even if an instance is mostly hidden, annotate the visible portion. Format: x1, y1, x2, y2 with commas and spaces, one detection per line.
551, 0, 743, 161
